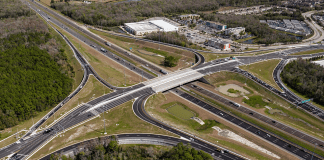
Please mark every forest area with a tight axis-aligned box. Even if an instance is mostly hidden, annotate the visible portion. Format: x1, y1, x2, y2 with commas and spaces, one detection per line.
49, 136, 213, 160
50, 0, 280, 27
281, 58, 324, 106
0, 0, 74, 130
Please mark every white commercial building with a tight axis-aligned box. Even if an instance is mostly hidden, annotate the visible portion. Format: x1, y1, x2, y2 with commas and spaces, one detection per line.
124, 20, 178, 36
208, 38, 230, 51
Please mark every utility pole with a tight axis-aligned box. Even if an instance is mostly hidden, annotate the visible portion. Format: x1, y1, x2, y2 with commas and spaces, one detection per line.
103, 111, 107, 134
311, 143, 318, 160
159, 30, 161, 50
142, 70, 143, 82
124, 61, 126, 86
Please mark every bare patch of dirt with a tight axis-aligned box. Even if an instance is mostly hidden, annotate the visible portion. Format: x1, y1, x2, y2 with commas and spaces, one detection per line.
155, 92, 298, 160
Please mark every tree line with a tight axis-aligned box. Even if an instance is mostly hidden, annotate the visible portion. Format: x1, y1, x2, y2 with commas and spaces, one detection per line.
281, 58, 324, 106
0, 0, 74, 130
0, 0, 33, 19
50, 136, 213, 160
50, 0, 279, 28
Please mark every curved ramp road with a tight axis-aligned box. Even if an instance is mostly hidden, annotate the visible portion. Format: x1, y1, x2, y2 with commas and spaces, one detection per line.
273, 60, 324, 122
3, 1, 323, 160
133, 94, 245, 160
39, 134, 223, 160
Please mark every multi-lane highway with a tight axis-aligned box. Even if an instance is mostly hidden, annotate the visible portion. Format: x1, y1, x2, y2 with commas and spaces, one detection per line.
184, 83, 324, 151
3, 1, 324, 160
133, 94, 245, 160
173, 88, 323, 160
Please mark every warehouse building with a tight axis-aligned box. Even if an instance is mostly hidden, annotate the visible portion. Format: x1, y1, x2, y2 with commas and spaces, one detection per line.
124, 20, 178, 36
206, 21, 227, 30
208, 38, 230, 51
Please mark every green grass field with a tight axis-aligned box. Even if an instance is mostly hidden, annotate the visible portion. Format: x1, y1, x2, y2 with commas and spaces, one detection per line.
240, 59, 282, 91
167, 104, 195, 119
145, 93, 275, 160
187, 88, 324, 157
291, 49, 324, 55
243, 95, 268, 108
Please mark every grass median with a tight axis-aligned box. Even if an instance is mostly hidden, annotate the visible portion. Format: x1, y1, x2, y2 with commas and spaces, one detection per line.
203, 71, 324, 142
55, 24, 143, 87
89, 29, 195, 71
291, 49, 324, 55
145, 93, 291, 160
30, 100, 177, 160
186, 88, 324, 157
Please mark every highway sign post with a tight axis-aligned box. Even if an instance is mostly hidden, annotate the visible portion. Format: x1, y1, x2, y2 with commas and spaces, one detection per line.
301, 98, 313, 104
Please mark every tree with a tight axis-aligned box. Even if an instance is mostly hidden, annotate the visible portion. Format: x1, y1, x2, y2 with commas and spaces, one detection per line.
51, 0, 54, 3
108, 140, 118, 152
164, 56, 178, 67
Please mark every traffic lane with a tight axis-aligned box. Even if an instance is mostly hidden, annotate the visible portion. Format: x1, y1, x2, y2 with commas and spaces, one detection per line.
273, 60, 324, 121
186, 83, 324, 153
30, 2, 155, 80
196, 61, 240, 75
0, 6, 92, 159
233, 66, 324, 150
133, 94, 244, 160
40, 133, 211, 160
31, 1, 172, 77
175, 90, 322, 160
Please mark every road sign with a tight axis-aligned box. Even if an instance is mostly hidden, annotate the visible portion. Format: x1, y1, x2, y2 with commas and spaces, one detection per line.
301, 99, 312, 103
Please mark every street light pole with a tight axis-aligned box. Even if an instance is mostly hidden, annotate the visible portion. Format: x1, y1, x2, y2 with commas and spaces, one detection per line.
123, 61, 126, 86
103, 111, 107, 134
142, 70, 143, 82
311, 143, 318, 160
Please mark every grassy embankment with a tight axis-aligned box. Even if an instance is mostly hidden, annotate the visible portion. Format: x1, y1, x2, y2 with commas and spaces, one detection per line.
197, 71, 324, 156
30, 100, 177, 160
55, 23, 143, 87
235, 36, 257, 43
198, 49, 279, 62
291, 49, 324, 55
146, 93, 288, 160
89, 29, 195, 71
38, 75, 112, 129
240, 59, 282, 91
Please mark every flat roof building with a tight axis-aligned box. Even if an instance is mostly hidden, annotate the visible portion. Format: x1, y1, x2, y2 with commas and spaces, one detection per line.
208, 38, 230, 51
124, 19, 178, 36
224, 27, 245, 36
178, 14, 200, 20
206, 21, 227, 30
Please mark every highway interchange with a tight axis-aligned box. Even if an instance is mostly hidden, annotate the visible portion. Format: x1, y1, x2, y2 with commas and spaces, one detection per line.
2, 0, 324, 159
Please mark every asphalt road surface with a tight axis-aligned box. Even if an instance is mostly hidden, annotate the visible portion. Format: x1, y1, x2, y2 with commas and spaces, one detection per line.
185, 83, 324, 152
133, 94, 245, 160
172, 89, 323, 160
3, 1, 322, 160
39, 134, 229, 160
